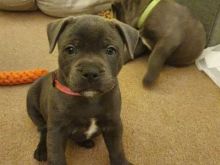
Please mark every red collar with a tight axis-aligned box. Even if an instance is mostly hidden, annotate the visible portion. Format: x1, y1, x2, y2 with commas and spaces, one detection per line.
52, 72, 81, 96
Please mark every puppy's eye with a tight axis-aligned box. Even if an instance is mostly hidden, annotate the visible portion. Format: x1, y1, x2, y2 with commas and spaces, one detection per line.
65, 45, 78, 55
106, 46, 116, 56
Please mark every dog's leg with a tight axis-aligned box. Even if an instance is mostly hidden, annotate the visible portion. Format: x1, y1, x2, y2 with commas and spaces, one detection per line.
27, 93, 46, 130
27, 106, 47, 161
47, 128, 67, 165
34, 128, 47, 161
102, 119, 132, 165
143, 37, 179, 86
27, 93, 47, 161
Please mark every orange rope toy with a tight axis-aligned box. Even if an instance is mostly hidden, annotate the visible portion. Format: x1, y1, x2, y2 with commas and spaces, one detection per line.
0, 69, 48, 86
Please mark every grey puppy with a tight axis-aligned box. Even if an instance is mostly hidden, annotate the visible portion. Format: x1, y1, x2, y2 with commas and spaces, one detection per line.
26, 15, 139, 165
112, 0, 206, 86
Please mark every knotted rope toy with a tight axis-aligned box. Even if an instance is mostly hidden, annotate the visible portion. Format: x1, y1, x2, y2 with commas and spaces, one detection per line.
0, 10, 112, 86
0, 69, 48, 86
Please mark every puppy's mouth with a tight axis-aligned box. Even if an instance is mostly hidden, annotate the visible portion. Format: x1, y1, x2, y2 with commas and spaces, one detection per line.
66, 72, 117, 98
79, 90, 101, 97
69, 80, 116, 98
75, 82, 116, 98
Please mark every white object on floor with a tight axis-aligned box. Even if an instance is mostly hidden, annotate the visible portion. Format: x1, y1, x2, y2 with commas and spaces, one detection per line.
37, 0, 111, 17
196, 44, 220, 88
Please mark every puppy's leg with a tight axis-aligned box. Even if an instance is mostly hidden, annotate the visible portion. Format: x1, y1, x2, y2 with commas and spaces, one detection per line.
102, 119, 132, 165
34, 128, 47, 161
27, 92, 47, 161
47, 127, 67, 165
143, 37, 179, 86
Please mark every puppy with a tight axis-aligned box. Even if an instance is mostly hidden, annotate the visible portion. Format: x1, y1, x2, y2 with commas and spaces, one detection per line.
112, 0, 206, 86
26, 15, 139, 165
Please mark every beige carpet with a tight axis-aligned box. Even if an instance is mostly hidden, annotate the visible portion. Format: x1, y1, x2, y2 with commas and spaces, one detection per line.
0, 11, 220, 165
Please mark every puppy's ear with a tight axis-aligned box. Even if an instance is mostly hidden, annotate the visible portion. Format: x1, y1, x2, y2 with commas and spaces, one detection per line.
47, 17, 75, 53
112, 19, 139, 60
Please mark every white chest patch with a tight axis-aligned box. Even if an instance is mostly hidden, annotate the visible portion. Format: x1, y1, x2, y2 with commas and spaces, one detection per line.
85, 118, 98, 139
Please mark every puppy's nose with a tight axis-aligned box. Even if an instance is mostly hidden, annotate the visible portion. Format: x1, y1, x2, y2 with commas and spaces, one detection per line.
82, 71, 99, 81
78, 65, 102, 81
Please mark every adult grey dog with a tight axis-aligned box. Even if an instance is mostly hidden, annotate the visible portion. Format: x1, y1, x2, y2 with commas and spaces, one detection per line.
112, 0, 206, 86
26, 15, 139, 165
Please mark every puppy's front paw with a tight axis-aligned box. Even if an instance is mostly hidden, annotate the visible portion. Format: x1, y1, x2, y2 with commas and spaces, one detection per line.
111, 159, 134, 165
142, 74, 155, 87
34, 144, 47, 161
122, 161, 133, 165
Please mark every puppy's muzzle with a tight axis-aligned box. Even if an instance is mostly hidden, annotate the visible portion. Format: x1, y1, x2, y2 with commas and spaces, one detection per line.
77, 63, 105, 82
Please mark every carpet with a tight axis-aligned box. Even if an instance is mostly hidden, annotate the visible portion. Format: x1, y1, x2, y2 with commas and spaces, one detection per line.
0, 11, 220, 165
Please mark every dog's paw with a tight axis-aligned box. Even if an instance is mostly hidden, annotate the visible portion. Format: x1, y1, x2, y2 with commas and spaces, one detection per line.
111, 159, 134, 165
34, 144, 47, 161
127, 162, 134, 165
77, 139, 95, 149
123, 160, 134, 165
142, 74, 155, 87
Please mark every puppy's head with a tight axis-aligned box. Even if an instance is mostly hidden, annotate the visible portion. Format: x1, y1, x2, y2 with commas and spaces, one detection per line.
47, 15, 139, 96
